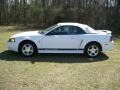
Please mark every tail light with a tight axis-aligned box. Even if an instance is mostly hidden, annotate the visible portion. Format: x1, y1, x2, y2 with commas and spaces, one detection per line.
110, 36, 113, 41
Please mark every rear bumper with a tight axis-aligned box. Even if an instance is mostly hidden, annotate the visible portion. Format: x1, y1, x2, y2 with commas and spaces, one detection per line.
102, 41, 114, 52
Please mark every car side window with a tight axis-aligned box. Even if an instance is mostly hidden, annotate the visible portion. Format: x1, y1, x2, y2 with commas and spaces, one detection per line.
61, 26, 85, 35
46, 27, 67, 35
46, 26, 85, 35
68, 26, 86, 35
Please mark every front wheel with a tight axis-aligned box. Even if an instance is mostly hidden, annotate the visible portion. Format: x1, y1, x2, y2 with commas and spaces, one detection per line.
84, 43, 100, 57
19, 42, 37, 57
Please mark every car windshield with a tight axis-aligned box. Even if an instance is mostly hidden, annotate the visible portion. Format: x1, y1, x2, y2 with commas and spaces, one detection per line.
39, 24, 58, 34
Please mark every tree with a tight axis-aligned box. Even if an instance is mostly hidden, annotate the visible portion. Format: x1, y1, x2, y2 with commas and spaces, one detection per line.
0, 0, 119, 32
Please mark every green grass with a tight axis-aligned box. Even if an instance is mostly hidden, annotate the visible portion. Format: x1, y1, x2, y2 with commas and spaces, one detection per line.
0, 26, 120, 90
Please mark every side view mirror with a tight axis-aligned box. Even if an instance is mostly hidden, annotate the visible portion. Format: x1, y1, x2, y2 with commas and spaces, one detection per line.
39, 31, 44, 34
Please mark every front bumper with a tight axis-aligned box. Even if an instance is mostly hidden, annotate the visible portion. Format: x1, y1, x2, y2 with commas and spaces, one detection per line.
102, 41, 114, 52
7, 42, 18, 52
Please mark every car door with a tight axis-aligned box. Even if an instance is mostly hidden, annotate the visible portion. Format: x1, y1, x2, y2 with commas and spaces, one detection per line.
41, 25, 85, 49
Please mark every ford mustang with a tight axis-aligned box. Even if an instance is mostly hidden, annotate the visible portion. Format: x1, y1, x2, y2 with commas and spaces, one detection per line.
7, 23, 114, 57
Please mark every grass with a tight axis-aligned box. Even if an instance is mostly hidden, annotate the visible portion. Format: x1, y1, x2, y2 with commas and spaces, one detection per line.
0, 26, 120, 90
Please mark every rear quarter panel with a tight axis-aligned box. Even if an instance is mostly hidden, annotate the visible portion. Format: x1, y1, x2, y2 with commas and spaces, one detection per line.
80, 34, 111, 49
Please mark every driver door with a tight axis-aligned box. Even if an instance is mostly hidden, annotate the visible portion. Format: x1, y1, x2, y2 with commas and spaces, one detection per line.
41, 26, 82, 49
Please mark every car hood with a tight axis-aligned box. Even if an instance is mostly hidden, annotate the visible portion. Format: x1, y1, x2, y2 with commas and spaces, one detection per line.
11, 31, 42, 38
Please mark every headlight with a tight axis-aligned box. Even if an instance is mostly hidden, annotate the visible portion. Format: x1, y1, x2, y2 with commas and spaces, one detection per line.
8, 38, 15, 42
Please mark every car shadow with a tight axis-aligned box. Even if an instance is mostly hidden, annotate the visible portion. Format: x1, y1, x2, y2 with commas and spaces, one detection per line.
0, 50, 109, 64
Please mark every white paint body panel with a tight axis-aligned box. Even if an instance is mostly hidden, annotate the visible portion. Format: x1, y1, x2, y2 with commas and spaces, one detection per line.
41, 35, 82, 49
7, 23, 114, 54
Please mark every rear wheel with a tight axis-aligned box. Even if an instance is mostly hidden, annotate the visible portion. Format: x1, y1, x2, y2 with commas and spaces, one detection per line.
84, 43, 100, 57
19, 41, 37, 56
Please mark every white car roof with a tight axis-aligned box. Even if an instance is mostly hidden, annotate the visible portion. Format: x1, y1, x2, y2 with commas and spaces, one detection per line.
57, 22, 97, 34
58, 22, 82, 25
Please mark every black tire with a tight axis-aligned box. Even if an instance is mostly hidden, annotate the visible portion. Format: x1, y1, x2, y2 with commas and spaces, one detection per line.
19, 41, 38, 57
84, 43, 100, 57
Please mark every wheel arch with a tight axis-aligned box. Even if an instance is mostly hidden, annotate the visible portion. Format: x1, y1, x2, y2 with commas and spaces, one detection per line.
18, 40, 38, 52
84, 41, 102, 51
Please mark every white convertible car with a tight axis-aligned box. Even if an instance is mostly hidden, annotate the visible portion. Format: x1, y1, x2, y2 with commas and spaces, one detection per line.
7, 23, 114, 57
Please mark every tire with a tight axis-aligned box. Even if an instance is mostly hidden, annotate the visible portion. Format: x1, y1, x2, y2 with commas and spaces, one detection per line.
84, 43, 100, 57
19, 41, 37, 57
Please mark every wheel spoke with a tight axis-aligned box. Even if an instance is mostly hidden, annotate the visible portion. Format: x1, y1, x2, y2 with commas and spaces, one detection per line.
25, 45, 28, 50
89, 52, 93, 56
27, 45, 31, 50
92, 46, 94, 49
22, 50, 26, 53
